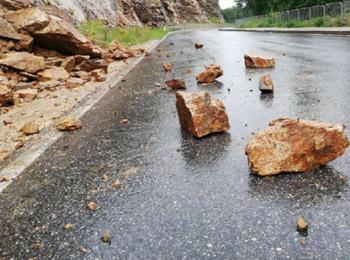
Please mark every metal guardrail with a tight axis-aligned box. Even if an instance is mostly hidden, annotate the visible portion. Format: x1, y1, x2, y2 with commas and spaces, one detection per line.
236, 1, 350, 24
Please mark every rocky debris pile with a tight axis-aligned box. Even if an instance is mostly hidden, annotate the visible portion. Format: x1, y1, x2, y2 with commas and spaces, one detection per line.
245, 118, 349, 176
176, 91, 230, 138
244, 54, 275, 69
0, 7, 145, 111
259, 74, 274, 93
196, 64, 223, 83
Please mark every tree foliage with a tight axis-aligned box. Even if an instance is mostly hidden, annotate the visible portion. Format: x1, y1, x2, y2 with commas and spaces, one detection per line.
223, 0, 341, 22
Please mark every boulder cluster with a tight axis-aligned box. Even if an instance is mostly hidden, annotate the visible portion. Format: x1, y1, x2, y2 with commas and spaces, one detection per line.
0, 7, 144, 110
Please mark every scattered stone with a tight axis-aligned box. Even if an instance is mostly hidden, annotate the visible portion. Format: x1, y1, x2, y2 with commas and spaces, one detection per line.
0, 84, 13, 107
14, 88, 38, 102
90, 69, 106, 82
56, 117, 82, 131
0, 52, 45, 74
0, 150, 8, 160
244, 54, 275, 68
195, 43, 204, 49
176, 91, 230, 138
0, 176, 9, 182
245, 118, 349, 176
259, 74, 274, 93
15, 141, 24, 150
63, 224, 74, 230
165, 79, 186, 90
65, 77, 85, 89
38, 67, 70, 81
163, 63, 172, 72
101, 231, 110, 243
87, 202, 97, 211
120, 119, 129, 126
36, 80, 60, 91
77, 59, 108, 72
296, 216, 308, 232
20, 121, 40, 135
32, 242, 43, 250
80, 246, 90, 253
112, 179, 122, 190
196, 64, 223, 83
61, 56, 75, 72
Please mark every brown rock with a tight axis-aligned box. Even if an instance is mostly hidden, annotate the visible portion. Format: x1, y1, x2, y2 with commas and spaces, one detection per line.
296, 216, 308, 232
0, 176, 9, 182
0, 52, 45, 74
63, 224, 74, 230
87, 202, 97, 211
195, 43, 203, 49
166, 79, 186, 90
38, 67, 70, 81
196, 64, 223, 83
14, 88, 37, 102
112, 179, 122, 190
65, 77, 85, 89
20, 121, 40, 135
76, 59, 108, 73
32, 15, 101, 57
36, 80, 60, 91
259, 74, 274, 93
0, 84, 13, 107
176, 91, 230, 138
90, 69, 106, 82
4, 8, 50, 33
0, 17, 23, 40
163, 63, 172, 72
71, 71, 90, 81
61, 56, 75, 73
245, 118, 349, 176
31, 242, 43, 250
101, 231, 110, 243
56, 117, 82, 131
244, 54, 275, 68
120, 119, 129, 126
15, 141, 24, 150
0, 150, 8, 160
0, 0, 30, 10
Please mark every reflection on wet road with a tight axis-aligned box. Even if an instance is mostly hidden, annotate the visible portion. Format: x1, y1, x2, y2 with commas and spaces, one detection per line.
1, 30, 350, 259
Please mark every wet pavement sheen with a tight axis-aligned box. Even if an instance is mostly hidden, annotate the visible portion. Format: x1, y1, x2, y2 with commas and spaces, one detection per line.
1, 30, 350, 259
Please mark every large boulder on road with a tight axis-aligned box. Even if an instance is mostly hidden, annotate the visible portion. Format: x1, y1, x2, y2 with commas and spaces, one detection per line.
244, 54, 275, 68
245, 118, 349, 176
176, 91, 230, 138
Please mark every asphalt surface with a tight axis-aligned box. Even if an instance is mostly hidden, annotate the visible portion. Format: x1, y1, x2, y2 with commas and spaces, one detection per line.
1, 30, 350, 259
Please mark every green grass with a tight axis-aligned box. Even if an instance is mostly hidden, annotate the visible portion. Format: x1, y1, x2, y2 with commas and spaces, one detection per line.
237, 14, 350, 28
79, 20, 170, 46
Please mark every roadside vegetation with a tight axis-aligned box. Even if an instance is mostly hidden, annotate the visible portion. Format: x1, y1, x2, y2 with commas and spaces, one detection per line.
237, 14, 350, 28
79, 20, 170, 46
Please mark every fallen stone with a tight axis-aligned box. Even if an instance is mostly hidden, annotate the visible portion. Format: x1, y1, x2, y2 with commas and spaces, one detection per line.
90, 69, 106, 82
63, 224, 74, 230
87, 202, 97, 211
176, 91, 230, 138
32, 15, 101, 57
56, 117, 82, 131
112, 179, 122, 190
15, 141, 24, 150
20, 121, 40, 135
65, 77, 84, 89
245, 118, 349, 176
0, 17, 23, 40
0, 176, 9, 182
244, 54, 275, 68
259, 74, 274, 93
163, 63, 172, 72
0, 0, 30, 10
61, 56, 75, 72
4, 8, 50, 33
0, 84, 13, 107
166, 79, 186, 90
76, 59, 108, 73
101, 232, 110, 243
0, 150, 8, 160
71, 71, 90, 81
120, 119, 129, 126
195, 43, 204, 49
0, 52, 45, 74
74, 55, 90, 65
196, 64, 223, 83
296, 216, 308, 232
38, 67, 70, 81
14, 88, 37, 102
36, 80, 60, 91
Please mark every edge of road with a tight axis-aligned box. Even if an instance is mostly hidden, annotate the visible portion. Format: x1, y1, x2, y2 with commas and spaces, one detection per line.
0, 30, 179, 193
219, 27, 350, 35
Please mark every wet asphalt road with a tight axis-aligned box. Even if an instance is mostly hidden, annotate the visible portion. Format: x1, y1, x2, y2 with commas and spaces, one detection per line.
1, 30, 350, 259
